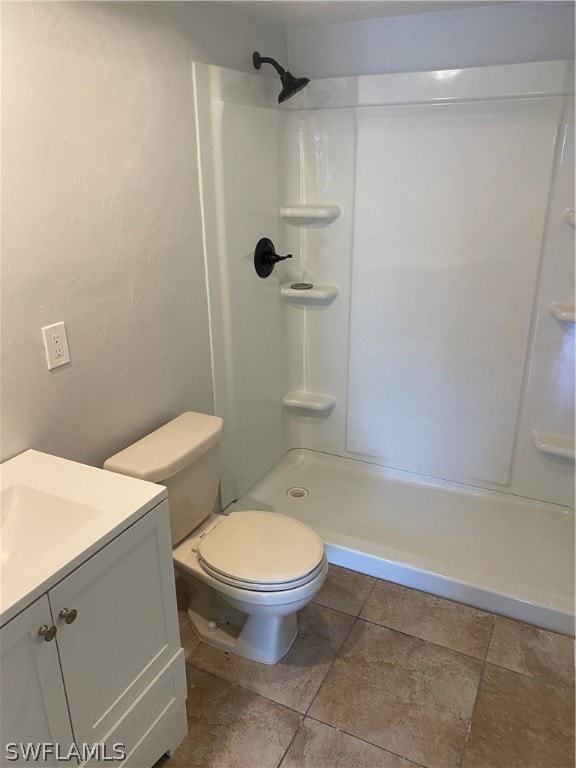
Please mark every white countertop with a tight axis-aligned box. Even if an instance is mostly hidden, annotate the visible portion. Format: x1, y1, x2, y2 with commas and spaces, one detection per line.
0, 449, 166, 626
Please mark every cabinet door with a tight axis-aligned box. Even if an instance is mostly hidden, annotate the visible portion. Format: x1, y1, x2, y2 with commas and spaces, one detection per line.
0, 595, 74, 765
48, 501, 180, 745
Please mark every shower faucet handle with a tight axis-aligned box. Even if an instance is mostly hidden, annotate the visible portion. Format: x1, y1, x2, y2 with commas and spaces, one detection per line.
254, 237, 292, 278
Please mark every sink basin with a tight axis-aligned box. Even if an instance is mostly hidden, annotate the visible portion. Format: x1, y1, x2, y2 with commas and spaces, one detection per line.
0, 450, 166, 626
1, 485, 102, 568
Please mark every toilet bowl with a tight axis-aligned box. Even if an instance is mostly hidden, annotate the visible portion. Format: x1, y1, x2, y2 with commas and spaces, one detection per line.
174, 511, 328, 663
104, 412, 327, 664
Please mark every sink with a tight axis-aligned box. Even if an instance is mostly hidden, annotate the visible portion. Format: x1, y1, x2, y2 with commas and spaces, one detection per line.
1, 485, 102, 568
0, 449, 166, 626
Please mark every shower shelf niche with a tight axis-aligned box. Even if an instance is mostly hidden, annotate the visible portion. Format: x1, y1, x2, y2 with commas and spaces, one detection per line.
531, 431, 575, 461
280, 205, 341, 227
281, 284, 339, 303
550, 303, 576, 323
282, 391, 337, 414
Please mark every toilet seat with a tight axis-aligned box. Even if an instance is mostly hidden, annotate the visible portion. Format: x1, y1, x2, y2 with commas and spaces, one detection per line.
198, 556, 327, 592
197, 510, 324, 591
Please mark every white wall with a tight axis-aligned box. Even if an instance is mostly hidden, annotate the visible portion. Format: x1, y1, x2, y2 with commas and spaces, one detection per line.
106, 1, 287, 75
288, 2, 575, 77
0, 1, 286, 468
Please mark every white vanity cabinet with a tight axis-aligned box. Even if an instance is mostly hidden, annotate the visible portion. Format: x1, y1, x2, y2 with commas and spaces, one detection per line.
1, 595, 74, 767
50, 500, 186, 763
0, 451, 187, 768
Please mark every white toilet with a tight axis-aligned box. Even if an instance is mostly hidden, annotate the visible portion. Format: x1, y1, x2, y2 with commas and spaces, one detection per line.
104, 412, 328, 664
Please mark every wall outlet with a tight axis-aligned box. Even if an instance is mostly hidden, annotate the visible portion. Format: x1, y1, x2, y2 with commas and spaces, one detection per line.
41, 321, 71, 370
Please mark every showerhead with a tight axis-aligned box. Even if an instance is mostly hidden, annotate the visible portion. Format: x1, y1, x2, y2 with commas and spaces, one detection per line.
253, 51, 310, 103
278, 71, 310, 103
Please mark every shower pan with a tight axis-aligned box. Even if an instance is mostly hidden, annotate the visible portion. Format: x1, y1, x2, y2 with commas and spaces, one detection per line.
226, 449, 573, 632
193, 59, 575, 635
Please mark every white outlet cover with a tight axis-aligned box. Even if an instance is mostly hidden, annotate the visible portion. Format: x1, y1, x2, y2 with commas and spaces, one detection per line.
41, 321, 71, 370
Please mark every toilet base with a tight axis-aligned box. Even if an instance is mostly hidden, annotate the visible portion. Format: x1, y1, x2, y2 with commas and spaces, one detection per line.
180, 571, 299, 664
187, 603, 298, 664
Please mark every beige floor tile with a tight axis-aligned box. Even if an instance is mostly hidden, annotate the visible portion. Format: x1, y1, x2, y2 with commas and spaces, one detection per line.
360, 580, 494, 659
280, 718, 420, 768
296, 600, 356, 654
159, 667, 301, 768
187, 602, 355, 713
486, 615, 575, 688
313, 564, 377, 616
463, 663, 575, 768
308, 620, 482, 768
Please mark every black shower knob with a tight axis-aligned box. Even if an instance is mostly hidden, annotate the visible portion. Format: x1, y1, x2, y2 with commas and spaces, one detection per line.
254, 238, 292, 278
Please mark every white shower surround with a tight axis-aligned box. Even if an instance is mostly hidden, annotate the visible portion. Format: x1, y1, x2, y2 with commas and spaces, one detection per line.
194, 59, 575, 633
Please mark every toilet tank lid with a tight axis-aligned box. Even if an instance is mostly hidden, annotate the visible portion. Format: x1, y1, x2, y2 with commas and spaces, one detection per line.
103, 412, 223, 483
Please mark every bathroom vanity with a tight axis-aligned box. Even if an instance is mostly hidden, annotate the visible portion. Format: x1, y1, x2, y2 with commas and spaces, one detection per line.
0, 450, 187, 767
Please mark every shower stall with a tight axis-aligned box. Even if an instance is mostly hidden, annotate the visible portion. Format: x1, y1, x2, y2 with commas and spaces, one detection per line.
193, 59, 575, 634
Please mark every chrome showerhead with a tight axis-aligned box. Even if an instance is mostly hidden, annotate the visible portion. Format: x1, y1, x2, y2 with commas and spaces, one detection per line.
253, 51, 310, 103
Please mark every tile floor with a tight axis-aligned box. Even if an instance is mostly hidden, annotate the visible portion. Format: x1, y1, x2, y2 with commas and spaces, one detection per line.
156, 566, 575, 768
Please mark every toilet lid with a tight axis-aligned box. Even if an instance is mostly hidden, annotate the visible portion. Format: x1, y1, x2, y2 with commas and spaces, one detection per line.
198, 510, 324, 585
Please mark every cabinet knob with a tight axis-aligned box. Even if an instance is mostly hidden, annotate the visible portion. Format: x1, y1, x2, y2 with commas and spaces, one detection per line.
38, 624, 57, 642
59, 607, 78, 624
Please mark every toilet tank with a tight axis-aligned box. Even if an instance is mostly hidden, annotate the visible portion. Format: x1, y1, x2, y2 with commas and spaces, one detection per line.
103, 412, 224, 545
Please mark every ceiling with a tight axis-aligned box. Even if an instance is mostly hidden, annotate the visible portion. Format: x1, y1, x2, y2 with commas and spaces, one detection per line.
224, 1, 500, 28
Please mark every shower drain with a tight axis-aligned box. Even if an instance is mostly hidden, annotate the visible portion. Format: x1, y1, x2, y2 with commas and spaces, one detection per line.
286, 487, 309, 499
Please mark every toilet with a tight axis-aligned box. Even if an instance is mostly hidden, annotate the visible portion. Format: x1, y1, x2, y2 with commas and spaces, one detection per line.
103, 412, 328, 664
